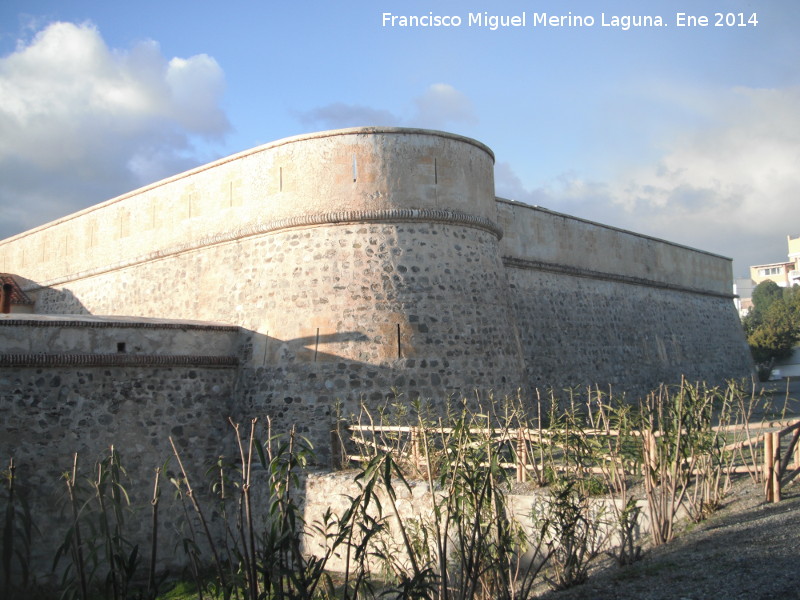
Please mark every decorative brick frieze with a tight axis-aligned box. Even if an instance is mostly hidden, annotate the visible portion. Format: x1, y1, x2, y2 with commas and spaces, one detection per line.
0, 353, 238, 367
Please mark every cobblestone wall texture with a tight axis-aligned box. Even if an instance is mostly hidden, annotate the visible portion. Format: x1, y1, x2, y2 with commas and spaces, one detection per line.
0, 360, 238, 577
506, 269, 751, 395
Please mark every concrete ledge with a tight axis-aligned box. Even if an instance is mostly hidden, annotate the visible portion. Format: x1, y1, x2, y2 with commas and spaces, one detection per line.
0, 313, 238, 330
0, 314, 241, 356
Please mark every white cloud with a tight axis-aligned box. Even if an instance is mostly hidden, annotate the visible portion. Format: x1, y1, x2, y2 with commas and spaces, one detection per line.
294, 102, 400, 130
295, 83, 477, 131
409, 83, 477, 128
498, 85, 800, 275
0, 21, 230, 238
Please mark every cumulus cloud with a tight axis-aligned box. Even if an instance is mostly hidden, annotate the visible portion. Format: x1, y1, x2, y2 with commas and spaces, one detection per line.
295, 83, 477, 131
0, 21, 230, 238
498, 85, 800, 275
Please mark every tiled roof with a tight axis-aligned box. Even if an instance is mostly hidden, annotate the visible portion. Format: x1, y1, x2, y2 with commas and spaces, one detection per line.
0, 274, 34, 305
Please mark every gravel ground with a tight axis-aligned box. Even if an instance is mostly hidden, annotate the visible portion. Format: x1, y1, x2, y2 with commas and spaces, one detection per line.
536, 477, 800, 600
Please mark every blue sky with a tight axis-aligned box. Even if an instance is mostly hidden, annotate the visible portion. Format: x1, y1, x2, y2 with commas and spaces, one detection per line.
1, 0, 798, 277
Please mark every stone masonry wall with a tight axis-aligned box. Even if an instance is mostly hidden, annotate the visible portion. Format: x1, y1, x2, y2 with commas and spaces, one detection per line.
0, 128, 496, 287
496, 199, 753, 394
505, 268, 752, 395
496, 199, 734, 295
0, 361, 239, 581
3, 129, 530, 449
0, 316, 241, 581
0, 127, 755, 583
24, 220, 528, 457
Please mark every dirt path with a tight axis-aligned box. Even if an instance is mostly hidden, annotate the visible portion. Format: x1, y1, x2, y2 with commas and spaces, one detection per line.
536, 478, 800, 599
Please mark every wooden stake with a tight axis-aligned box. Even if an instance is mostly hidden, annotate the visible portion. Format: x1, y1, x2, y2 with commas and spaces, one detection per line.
795, 429, 800, 470
772, 431, 782, 503
411, 426, 420, 467
764, 433, 774, 502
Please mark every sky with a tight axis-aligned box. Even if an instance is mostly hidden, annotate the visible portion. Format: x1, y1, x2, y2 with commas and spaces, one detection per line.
1, 0, 798, 278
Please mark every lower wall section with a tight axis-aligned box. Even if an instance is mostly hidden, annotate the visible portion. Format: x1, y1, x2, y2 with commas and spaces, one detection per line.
507, 266, 753, 395
0, 363, 238, 581
236, 354, 524, 465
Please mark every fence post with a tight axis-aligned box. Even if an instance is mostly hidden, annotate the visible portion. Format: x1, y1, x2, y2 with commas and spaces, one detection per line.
772, 431, 782, 503
795, 429, 800, 470
764, 433, 774, 502
331, 421, 343, 470
642, 430, 658, 476
411, 426, 420, 467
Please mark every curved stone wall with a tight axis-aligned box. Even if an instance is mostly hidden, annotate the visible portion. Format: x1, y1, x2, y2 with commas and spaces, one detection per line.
0, 128, 756, 582
0, 128, 497, 286
4, 128, 528, 428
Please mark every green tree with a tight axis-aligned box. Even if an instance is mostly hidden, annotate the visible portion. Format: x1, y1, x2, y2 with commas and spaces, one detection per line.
751, 280, 783, 314
743, 281, 800, 366
747, 301, 798, 362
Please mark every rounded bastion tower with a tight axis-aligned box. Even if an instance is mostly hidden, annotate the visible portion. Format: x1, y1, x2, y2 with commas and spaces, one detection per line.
233, 128, 528, 435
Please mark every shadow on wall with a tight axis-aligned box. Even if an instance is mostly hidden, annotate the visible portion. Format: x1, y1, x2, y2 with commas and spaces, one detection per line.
236, 327, 526, 467
21, 280, 91, 315
262, 331, 372, 363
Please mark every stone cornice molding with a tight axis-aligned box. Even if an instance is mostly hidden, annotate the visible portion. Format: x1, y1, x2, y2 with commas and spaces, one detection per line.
502, 256, 736, 299
0, 353, 239, 368
23, 209, 503, 291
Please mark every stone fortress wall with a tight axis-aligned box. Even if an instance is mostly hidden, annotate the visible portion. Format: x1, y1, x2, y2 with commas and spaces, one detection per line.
497, 200, 748, 393
0, 127, 753, 580
0, 127, 752, 446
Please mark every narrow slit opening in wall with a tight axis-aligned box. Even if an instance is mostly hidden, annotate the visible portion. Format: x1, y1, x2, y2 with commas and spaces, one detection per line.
117, 342, 126, 354
397, 324, 401, 359
434, 158, 438, 184
279, 167, 283, 192
314, 328, 320, 362
352, 154, 358, 182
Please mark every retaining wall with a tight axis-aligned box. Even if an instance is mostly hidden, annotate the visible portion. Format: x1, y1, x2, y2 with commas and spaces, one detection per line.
0, 127, 755, 585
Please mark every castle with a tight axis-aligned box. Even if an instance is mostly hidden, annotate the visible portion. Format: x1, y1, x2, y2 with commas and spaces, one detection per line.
0, 126, 754, 575
1, 125, 754, 444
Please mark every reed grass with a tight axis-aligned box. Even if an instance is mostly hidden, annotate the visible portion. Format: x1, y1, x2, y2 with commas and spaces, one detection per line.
1, 379, 789, 599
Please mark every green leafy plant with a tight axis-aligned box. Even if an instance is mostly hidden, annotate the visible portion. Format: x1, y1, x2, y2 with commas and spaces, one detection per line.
54, 448, 156, 600
536, 479, 607, 590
